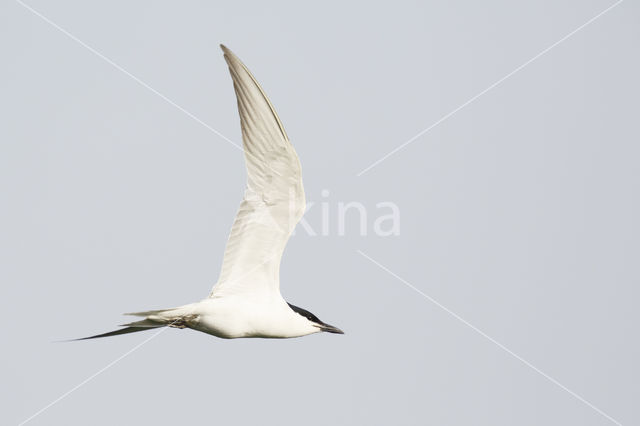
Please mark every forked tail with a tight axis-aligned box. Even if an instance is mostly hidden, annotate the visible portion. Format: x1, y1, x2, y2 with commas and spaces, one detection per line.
74, 308, 181, 340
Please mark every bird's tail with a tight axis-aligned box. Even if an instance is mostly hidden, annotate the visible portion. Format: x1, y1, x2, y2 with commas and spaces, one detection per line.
73, 307, 183, 341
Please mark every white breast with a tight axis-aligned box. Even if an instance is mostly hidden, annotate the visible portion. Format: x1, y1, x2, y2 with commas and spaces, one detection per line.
189, 296, 320, 339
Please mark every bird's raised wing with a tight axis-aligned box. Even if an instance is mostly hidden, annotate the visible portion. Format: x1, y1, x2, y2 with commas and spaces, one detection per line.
210, 45, 305, 299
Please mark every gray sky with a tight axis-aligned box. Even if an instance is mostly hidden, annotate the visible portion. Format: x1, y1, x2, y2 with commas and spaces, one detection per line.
1, 1, 639, 425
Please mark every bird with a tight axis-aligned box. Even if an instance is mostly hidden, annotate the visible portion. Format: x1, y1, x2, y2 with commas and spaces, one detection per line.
77, 45, 343, 340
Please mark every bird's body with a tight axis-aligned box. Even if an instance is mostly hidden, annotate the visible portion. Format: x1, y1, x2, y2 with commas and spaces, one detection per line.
77, 45, 342, 341
136, 297, 326, 339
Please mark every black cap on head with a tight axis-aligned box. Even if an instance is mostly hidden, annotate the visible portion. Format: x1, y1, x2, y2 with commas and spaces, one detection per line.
287, 303, 344, 334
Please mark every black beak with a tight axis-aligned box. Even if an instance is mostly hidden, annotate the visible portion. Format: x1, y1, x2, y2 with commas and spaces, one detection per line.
319, 323, 344, 334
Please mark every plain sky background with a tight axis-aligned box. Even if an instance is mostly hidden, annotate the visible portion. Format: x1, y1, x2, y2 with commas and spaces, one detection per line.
1, 1, 639, 425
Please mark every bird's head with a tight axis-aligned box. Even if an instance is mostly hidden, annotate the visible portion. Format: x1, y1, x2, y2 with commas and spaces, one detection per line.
287, 303, 344, 335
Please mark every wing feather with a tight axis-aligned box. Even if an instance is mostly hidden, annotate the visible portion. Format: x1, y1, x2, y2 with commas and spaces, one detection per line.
210, 45, 305, 298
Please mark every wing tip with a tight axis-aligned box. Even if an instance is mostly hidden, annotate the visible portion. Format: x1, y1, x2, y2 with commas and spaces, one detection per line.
220, 44, 236, 67
220, 44, 234, 60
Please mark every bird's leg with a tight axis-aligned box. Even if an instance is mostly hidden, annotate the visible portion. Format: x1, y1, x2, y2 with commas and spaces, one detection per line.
168, 319, 187, 329
168, 314, 198, 329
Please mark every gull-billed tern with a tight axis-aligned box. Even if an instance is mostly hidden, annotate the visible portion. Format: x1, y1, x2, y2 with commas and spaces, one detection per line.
77, 45, 343, 340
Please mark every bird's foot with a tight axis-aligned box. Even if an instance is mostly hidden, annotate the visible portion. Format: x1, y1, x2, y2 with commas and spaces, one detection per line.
168, 314, 198, 329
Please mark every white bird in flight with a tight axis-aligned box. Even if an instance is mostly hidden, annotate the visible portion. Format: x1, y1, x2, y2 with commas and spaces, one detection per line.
78, 45, 343, 340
